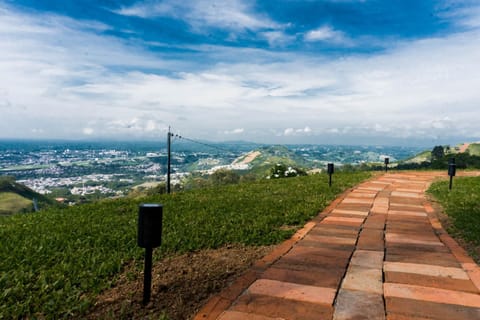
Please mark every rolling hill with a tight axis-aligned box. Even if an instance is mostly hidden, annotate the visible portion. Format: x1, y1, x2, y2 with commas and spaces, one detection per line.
0, 176, 55, 215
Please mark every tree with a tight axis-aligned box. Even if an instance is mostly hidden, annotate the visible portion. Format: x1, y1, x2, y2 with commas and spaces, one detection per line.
209, 169, 240, 186
431, 146, 445, 161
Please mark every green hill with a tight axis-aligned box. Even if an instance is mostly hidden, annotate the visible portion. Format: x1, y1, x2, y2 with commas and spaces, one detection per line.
466, 143, 480, 156
245, 145, 309, 177
401, 149, 431, 164
0, 176, 55, 215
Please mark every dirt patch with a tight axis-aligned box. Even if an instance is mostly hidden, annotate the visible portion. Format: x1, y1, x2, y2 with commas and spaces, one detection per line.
233, 151, 261, 165
86, 244, 272, 320
458, 142, 471, 153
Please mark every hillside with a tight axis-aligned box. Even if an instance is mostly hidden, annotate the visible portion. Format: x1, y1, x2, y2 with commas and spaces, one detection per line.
0, 176, 55, 214
466, 143, 480, 156
242, 145, 310, 177
399, 142, 480, 168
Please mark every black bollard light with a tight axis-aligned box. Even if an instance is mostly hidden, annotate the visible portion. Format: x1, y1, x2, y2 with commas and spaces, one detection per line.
327, 163, 334, 187
138, 204, 163, 305
448, 158, 456, 190
384, 157, 389, 172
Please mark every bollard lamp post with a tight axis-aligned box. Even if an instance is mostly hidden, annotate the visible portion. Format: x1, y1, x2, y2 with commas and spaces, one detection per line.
448, 158, 456, 190
138, 204, 163, 305
327, 163, 334, 187
384, 157, 389, 172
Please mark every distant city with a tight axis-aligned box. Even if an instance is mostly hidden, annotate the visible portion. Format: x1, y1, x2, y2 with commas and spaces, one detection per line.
0, 139, 424, 199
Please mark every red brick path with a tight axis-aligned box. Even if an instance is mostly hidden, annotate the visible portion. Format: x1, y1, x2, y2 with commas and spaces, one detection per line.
194, 172, 480, 320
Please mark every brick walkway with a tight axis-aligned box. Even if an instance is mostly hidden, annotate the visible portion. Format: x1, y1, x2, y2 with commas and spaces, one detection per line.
194, 172, 480, 320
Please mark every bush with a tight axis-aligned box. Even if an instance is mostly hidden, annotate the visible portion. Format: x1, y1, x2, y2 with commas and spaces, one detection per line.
268, 163, 307, 179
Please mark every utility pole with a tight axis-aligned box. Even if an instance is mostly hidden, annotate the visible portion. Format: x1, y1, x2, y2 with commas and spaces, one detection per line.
166, 127, 172, 194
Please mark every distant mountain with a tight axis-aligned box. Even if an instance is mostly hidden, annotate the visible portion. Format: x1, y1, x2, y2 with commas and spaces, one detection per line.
239, 145, 310, 177
398, 142, 480, 167
0, 176, 55, 215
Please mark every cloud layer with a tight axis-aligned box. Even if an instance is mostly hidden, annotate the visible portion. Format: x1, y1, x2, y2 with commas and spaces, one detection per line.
1, 1, 480, 145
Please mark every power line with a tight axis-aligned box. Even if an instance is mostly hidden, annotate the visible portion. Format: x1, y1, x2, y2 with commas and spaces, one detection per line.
170, 132, 233, 153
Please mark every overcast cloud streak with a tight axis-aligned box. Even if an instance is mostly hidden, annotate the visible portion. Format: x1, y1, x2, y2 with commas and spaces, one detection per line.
1, 1, 480, 145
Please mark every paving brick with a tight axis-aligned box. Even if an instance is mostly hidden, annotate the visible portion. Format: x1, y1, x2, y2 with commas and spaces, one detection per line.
386, 313, 432, 320
389, 204, 425, 211
349, 192, 377, 198
261, 266, 345, 288
350, 250, 384, 269
385, 271, 479, 293
386, 247, 460, 268
383, 261, 469, 280
342, 265, 383, 294
363, 214, 386, 230
298, 239, 355, 252
331, 208, 369, 216
299, 234, 357, 246
387, 210, 427, 217
333, 289, 385, 320
288, 245, 353, 259
218, 311, 282, 320
309, 226, 360, 238
246, 279, 337, 305
357, 229, 384, 251
385, 233, 444, 247
384, 283, 480, 307
321, 216, 365, 227
342, 198, 374, 204
232, 293, 334, 320
273, 256, 348, 274
277, 253, 349, 270
389, 196, 423, 206
384, 241, 451, 253
385, 297, 480, 320
390, 191, 422, 198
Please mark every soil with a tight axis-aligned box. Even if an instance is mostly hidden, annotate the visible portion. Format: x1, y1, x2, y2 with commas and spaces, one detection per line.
85, 244, 273, 320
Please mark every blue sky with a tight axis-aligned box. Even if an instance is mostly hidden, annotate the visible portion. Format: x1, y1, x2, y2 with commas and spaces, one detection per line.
1, 0, 480, 145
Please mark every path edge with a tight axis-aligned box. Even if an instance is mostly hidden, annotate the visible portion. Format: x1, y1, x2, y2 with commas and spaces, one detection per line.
193, 187, 353, 320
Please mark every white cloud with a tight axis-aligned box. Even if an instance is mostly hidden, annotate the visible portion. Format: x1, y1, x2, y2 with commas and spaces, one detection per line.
83, 127, 94, 135
115, 0, 278, 32
224, 128, 244, 135
284, 127, 312, 136
304, 25, 353, 45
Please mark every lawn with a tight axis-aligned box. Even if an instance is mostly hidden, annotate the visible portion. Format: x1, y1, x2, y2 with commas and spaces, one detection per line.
428, 176, 480, 258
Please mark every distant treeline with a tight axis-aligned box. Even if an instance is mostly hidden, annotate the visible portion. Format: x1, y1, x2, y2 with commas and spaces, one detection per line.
397, 145, 480, 170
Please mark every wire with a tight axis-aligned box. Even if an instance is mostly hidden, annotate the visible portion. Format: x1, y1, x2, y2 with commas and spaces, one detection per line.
172, 133, 232, 153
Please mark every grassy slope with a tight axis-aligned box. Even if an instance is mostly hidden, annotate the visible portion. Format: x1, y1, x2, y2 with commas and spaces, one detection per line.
0, 172, 370, 318
0, 192, 32, 214
0, 177, 55, 214
402, 150, 431, 163
428, 176, 480, 259
467, 143, 480, 156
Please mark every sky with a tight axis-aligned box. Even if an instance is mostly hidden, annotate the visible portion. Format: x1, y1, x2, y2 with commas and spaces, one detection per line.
0, 0, 479, 146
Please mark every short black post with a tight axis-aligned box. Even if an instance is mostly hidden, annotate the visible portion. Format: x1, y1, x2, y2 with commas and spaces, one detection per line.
327, 163, 334, 187
384, 157, 389, 172
448, 158, 456, 191
137, 204, 163, 306
143, 247, 153, 305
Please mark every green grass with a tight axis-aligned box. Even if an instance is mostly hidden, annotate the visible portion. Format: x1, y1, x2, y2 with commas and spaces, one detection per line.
0, 172, 369, 318
428, 176, 480, 247
0, 192, 32, 215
